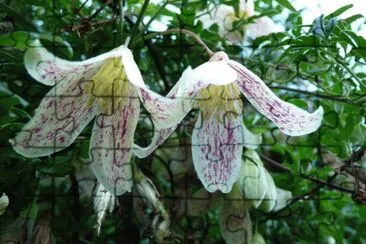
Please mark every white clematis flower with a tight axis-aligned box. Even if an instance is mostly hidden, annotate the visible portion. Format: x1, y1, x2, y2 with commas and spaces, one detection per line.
135, 51, 323, 194
197, 0, 282, 42
10, 40, 158, 195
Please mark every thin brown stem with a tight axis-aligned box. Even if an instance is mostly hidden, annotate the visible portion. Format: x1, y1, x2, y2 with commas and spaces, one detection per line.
137, 28, 214, 57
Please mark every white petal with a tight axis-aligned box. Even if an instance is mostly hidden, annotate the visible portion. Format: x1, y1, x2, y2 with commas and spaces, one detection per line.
239, 150, 267, 208
10, 74, 97, 157
229, 60, 324, 136
247, 16, 283, 39
120, 46, 147, 89
259, 169, 278, 212
273, 187, 292, 211
93, 183, 115, 235
24, 40, 126, 86
175, 60, 237, 98
0, 193, 9, 215
134, 127, 176, 158
242, 123, 262, 149
192, 111, 244, 193
241, 0, 255, 17
89, 88, 140, 195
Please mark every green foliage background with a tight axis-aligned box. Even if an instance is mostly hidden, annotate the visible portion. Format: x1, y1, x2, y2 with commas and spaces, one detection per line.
0, 0, 365, 243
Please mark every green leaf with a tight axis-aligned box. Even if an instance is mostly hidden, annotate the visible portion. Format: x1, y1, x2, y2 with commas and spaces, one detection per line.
343, 14, 364, 25
0, 31, 73, 57
276, 0, 297, 12
325, 4, 353, 19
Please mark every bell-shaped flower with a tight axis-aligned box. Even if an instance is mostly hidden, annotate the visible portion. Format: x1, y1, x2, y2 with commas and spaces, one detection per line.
10, 40, 157, 195
197, 0, 282, 42
135, 51, 323, 194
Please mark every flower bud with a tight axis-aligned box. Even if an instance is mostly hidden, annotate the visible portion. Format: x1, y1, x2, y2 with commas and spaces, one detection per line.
258, 169, 278, 212
252, 232, 266, 244
239, 150, 267, 208
272, 187, 292, 211
0, 193, 9, 215
93, 184, 115, 235
135, 177, 170, 241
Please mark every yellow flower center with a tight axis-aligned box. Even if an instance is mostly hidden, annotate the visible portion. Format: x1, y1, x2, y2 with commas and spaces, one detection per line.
85, 57, 129, 113
196, 83, 243, 123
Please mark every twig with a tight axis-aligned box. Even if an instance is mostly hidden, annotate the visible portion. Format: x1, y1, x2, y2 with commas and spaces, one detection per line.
300, 174, 353, 193
64, 18, 117, 33
260, 153, 353, 193
87, 0, 112, 20
137, 28, 214, 57
258, 153, 292, 173
119, 0, 125, 42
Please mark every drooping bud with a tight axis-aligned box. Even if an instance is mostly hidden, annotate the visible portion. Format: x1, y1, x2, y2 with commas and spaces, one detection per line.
238, 150, 267, 208
258, 169, 278, 212
0, 193, 9, 215
135, 176, 170, 242
252, 232, 266, 244
93, 183, 115, 235
272, 187, 292, 211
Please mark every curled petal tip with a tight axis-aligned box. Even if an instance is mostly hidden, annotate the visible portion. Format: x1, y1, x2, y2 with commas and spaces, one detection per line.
283, 106, 324, 137
206, 183, 232, 194
209, 51, 229, 62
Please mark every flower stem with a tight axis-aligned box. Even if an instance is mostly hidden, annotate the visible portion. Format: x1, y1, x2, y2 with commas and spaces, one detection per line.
119, 0, 125, 43
137, 28, 214, 57
129, 0, 150, 47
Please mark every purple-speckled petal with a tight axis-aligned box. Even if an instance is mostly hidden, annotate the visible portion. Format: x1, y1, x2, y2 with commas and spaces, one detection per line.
192, 111, 244, 193
24, 40, 127, 86
10, 71, 97, 157
229, 60, 323, 136
89, 87, 140, 195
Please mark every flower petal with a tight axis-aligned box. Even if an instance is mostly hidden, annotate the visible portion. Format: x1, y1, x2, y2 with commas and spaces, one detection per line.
89, 88, 140, 195
134, 127, 176, 158
242, 123, 262, 149
24, 40, 126, 86
259, 169, 278, 212
239, 150, 267, 208
192, 111, 244, 193
273, 187, 292, 211
93, 183, 115, 235
229, 60, 324, 136
10, 75, 97, 157
0, 193, 9, 216
246, 16, 283, 39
